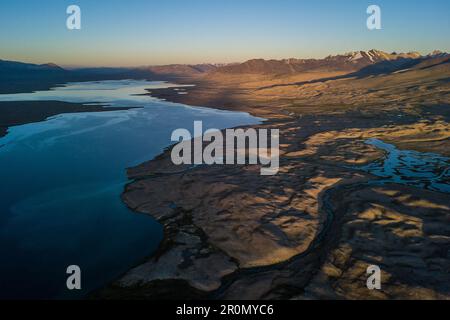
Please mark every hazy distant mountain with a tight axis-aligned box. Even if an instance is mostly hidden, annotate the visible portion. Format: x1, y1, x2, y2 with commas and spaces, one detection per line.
0, 60, 155, 93
74, 64, 222, 80
0, 60, 71, 93
137, 64, 219, 78
212, 50, 447, 75
0, 59, 68, 75
1, 50, 448, 94
0, 59, 223, 93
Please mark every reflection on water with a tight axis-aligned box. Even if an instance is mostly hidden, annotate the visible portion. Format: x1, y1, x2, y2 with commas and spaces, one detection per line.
359, 138, 450, 194
0, 80, 261, 299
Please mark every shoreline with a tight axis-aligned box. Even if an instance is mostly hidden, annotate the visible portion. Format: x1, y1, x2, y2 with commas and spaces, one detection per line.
95, 80, 450, 299
0, 100, 134, 138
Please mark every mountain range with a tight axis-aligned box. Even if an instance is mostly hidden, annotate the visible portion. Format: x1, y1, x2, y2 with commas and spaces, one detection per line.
0, 50, 448, 94
209, 50, 448, 75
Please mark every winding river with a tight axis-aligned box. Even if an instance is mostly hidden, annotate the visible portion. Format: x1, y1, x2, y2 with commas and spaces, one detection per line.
360, 138, 449, 194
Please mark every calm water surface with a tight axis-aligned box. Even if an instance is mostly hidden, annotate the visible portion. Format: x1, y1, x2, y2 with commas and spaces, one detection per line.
0, 80, 261, 299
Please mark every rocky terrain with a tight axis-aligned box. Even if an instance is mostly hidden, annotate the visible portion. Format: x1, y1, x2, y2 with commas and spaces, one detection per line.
96, 74, 450, 299
4, 50, 448, 300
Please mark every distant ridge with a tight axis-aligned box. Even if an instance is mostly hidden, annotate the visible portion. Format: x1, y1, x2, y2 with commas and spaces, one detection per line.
1, 50, 448, 93
0, 59, 66, 71
212, 50, 448, 75
40, 63, 65, 70
140, 64, 219, 77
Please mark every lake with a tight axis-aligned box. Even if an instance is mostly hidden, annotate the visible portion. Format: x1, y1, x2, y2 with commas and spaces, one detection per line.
0, 80, 261, 299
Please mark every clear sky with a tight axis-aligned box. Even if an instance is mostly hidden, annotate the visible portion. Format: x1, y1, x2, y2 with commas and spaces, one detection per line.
0, 0, 449, 67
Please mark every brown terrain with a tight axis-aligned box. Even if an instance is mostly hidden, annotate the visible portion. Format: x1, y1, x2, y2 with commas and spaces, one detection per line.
89, 50, 450, 300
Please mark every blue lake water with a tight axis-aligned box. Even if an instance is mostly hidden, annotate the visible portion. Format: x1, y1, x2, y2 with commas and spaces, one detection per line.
0, 80, 261, 299
360, 138, 450, 194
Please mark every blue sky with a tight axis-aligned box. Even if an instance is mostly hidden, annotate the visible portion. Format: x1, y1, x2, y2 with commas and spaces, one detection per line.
0, 0, 449, 67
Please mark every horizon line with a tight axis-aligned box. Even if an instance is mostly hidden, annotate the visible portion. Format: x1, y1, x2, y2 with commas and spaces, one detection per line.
2, 48, 447, 69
